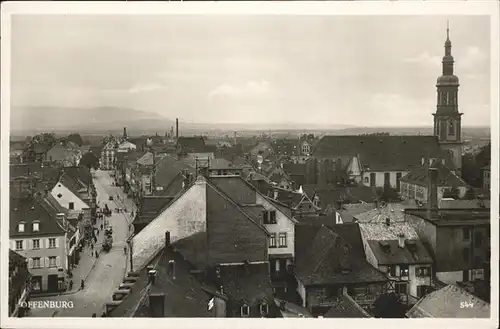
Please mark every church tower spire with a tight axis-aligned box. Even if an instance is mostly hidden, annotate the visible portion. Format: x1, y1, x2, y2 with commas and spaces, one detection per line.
433, 22, 463, 174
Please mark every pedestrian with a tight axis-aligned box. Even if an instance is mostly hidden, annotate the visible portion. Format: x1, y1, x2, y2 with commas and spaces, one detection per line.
69, 280, 73, 290
91, 243, 94, 250
123, 246, 127, 254
80, 279, 85, 290
101, 312, 107, 317
92, 313, 96, 317
91, 251, 93, 257
95, 251, 99, 258
100, 223, 103, 230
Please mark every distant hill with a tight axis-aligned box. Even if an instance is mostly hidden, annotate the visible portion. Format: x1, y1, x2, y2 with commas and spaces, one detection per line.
10, 106, 175, 135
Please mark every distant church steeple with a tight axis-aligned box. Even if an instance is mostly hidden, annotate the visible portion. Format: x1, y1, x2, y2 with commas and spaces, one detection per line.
433, 22, 463, 173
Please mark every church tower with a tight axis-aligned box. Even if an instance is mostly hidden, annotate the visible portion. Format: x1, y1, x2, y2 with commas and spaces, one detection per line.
433, 23, 463, 173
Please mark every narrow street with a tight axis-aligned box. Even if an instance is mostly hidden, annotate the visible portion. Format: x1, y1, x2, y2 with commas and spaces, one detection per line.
28, 170, 135, 317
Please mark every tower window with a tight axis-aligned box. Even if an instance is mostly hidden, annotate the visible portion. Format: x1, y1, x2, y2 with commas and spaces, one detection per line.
448, 120, 455, 135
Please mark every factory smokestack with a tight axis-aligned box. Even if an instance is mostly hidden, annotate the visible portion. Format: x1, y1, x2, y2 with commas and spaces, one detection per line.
176, 118, 179, 141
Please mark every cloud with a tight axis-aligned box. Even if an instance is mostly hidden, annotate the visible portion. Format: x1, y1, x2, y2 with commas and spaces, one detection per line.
208, 80, 271, 99
403, 52, 442, 67
460, 46, 487, 68
128, 83, 168, 94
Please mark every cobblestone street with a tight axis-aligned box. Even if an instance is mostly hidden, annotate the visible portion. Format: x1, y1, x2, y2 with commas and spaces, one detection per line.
28, 170, 135, 317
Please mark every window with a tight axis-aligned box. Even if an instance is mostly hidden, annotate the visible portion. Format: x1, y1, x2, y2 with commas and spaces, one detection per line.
396, 172, 402, 190
241, 304, 250, 317
364, 177, 369, 184
57, 193, 62, 198
463, 228, 470, 240
388, 265, 396, 277
263, 210, 277, 224
269, 233, 277, 248
474, 232, 482, 248
32, 239, 40, 250
417, 285, 431, 298
33, 222, 40, 232
463, 247, 470, 262
15, 240, 24, 251
69, 202, 74, 210
48, 256, 57, 268
395, 282, 408, 294
384, 172, 390, 186
278, 233, 287, 248
399, 264, 409, 277
49, 238, 56, 249
32, 257, 41, 269
370, 173, 376, 187
260, 303, 269, 316
18, 223, 25, 233
416, 266, 431, 277
448, 120, 455, 135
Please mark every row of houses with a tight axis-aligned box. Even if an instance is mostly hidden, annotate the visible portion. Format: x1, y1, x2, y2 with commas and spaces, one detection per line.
11, 138, 86, 167
101, 159, 490, 318
9, 164, 97, 314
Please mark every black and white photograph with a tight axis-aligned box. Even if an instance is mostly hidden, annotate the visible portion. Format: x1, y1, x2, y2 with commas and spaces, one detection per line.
1, 1, 498, 328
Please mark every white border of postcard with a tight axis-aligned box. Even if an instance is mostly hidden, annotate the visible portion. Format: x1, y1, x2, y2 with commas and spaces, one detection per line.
1, 1, 499, 329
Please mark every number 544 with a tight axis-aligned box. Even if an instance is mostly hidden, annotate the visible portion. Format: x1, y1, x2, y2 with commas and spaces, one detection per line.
460, 301, 474, 308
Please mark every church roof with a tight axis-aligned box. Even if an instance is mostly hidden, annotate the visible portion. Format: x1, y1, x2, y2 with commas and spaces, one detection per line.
312, 135, 456, 171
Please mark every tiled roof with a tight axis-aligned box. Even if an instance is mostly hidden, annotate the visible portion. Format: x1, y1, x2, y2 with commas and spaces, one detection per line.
294, 224, 387, 286
295, 213, 337, 226
406, 284, 490, 318
405, 209, 490, 226
209, 158, 241, 170
219, 263, 274, 305
131, 176, 269, 272
59, 174, 86, 198
10, 196, 65, 237
324, 294, 371, 318
312, 135, 456, 171
439, 199, 487, 209
401, 162, 468, 187
367, 239, 433, 265
63, 166, 93, 188
177, 136, 207, 153
303, 184, 378, 207
136, 152, 155, 166
154, 155, 195, 188
135, 196, 174, 225
355, 203, 419, 241
109, 248, 212, 317
338, 203, 377, 223
272, 139, 300, 156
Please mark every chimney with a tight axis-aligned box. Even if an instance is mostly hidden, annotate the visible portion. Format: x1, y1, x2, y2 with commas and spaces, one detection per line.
273, 190, 278, 200
123, 127, 128, 140
168, 260, 176, 279
165, 231, 171, 248
427, 167, 439, 219
234, 131, 237, 146
176, 118, 179, 141
421, 157, 425, 166
397, 233, 405, 248
342, 286, 348, 295
148, 293, 165, 317
147, 269, 157, 284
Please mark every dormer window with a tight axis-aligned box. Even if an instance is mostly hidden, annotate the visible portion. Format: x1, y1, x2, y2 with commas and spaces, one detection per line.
33, 222, 40, 232
260, 302, 269, 316
18, 223, 25, 233
241, 304, 250, 317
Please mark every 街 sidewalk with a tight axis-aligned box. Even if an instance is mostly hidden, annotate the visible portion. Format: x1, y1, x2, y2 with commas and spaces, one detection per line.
33, 219, 107, 298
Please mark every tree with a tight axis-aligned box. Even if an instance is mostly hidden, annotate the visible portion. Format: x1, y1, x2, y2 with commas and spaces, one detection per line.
377, 185, 400, 202
67, 133, 83, 147
32, 133, 56, 146
80, 152, 100, 170
373, 293, 407, 318
461, 143, 491, 188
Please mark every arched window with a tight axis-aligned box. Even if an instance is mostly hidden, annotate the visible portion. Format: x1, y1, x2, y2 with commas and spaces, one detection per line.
260, 302, 269, 316
448, 120, 455, 135
241, 304, 250, 317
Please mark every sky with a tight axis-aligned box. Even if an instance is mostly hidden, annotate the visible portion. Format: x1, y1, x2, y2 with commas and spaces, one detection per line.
10, 15, 491, 127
